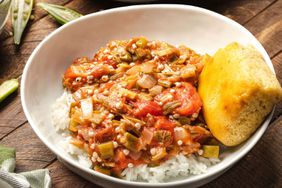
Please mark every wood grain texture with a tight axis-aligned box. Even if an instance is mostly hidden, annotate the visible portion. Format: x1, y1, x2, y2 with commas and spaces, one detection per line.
272, 49, 282, 84
0, 0, 281, 187
244, 0, 282, 58
212, 0, 275, 23
0, 93, 26, 139
0, 122, 56, 172
202, 116, 282, 188
48, 161, 100, 188
272, 53, 282, 120
182, 0, 276, 24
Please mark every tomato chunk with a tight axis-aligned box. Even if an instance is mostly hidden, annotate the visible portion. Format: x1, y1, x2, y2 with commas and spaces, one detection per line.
174, 82, 202, 116
154, 116, 176, 132
94, 126, 114, 142
113, 149, 129, 170
64, 65, 87, 78
113, 149, 143, 173
63, 63, 111, 91
133, 101, 163, 118
154, 82, 202, 116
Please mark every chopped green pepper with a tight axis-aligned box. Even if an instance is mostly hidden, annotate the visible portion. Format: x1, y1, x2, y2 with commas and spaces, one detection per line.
98, 141, 114, 159
120, 52, 132, 62
135, 48, 147, 59
94, 165, 111, 175
153, 130, 172, 143
178, 117, 191, 125
123, 122, 141, 137
163, 101, 181, 115
136, 37, 148, 48
69, 118, 78, 132
123, 132, 140, 152
202, 145, 219, 158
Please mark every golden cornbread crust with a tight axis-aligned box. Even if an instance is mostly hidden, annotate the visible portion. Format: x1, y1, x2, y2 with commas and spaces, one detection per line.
198, 43, 282, 146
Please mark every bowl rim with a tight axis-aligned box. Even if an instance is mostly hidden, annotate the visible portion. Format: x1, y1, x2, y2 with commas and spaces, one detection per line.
21, 4, 273, 187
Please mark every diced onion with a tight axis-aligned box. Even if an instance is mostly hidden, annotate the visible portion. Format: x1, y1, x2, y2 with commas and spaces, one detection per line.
149, 85, 163, 96
142, 127, 154, 144
174, 127, 190, 142
137, 74, 157, 89
78, 128, 90, 141
80, 98, 93, 118
126, 65, 141, 75
155, 48, 176, 57
180, 65, 196, 79
141, 61, 155, 73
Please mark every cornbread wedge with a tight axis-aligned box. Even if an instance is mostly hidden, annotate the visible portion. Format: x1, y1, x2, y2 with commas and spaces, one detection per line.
198, 43, 282, 146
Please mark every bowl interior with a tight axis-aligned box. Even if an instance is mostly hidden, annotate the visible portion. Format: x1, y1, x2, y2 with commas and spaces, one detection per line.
22, 5, 272, 187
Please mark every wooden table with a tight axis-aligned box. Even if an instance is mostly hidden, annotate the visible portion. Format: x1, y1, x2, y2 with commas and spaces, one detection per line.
0, 0, 281, 187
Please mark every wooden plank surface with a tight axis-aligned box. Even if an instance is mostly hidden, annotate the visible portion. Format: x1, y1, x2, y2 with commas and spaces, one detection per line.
0, 0, 281, 187
0, 122, 56, 172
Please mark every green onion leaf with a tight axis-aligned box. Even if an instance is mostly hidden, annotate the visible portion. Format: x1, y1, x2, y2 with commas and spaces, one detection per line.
0, 79, 19, 102
37, 3, 83, 25
12, 0, 34, 45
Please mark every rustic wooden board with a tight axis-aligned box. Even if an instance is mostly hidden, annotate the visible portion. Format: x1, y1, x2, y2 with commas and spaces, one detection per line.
202, 116, 282, 188
0, 0, 281, 187
0, 122, 56, 172
49, 161, 99, 188
272, 53, 282, 120
244, 0, 282, 58
0, 93, 26, 139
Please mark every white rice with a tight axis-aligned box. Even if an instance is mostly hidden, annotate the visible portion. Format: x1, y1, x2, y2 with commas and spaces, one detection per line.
51, 91, 72, 131
122, 154, 219, 183
51, 91, 93, 168
60, 136, 93, 168
52, 91, 220, 183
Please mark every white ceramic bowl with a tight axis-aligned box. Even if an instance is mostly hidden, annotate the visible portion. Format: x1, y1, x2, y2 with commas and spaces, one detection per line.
21, 4, 274, 188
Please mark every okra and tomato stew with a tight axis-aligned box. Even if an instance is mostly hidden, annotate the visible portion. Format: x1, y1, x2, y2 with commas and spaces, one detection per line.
63, 37, 219, 176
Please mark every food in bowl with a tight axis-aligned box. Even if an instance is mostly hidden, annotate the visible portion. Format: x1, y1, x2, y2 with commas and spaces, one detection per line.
199, 43, 282, 146
52, 37, 221, 182
51, 37, 281, 183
